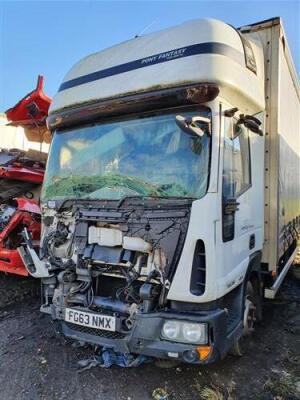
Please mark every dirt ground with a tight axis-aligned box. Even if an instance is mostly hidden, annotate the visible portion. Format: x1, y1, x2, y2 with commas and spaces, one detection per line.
0, 271, 299, 400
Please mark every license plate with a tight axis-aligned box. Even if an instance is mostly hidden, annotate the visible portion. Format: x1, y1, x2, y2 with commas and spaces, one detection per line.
65, 308, 116, 331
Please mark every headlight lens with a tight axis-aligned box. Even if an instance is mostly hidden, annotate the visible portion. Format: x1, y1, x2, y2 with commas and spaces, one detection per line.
162, 320, 180, 340
161, 320, 207, 344
182, 323, 203, 343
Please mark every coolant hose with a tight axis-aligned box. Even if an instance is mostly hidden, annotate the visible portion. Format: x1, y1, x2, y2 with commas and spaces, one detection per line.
92, 296, 130, 314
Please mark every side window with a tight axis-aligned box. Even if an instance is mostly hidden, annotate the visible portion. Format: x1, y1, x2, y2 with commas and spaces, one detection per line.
223, 119, 251, 199
222, 118, 251, 242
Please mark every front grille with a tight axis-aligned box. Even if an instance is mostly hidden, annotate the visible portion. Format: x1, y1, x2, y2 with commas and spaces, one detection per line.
64, 322, 126, 340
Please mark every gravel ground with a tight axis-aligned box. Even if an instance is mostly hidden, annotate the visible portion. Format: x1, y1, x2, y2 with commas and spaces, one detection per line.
0, 271, 299, 400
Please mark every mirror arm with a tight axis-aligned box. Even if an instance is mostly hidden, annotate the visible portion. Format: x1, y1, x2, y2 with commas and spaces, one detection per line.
175, 115, 211, 137
224, 107, 239, 118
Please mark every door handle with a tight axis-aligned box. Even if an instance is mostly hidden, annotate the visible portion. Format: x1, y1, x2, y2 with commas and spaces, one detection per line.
249, 234, 255, 249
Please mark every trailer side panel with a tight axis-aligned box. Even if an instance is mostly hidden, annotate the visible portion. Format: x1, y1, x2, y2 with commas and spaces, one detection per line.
277, 33, 300, 262
248, 19, 300, 271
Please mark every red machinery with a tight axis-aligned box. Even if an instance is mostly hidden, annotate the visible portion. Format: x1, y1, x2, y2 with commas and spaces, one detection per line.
6, 75, 51, 129
0, 154, 45, 184
0, 76, 51, 276
0, 198, 41, 276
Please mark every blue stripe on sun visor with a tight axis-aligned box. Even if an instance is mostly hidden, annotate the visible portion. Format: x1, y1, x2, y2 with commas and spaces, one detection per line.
59, 42, 245, 92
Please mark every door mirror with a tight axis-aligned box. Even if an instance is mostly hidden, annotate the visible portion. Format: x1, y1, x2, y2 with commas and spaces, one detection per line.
176, 115, 211, 137
236, 114, 263, 136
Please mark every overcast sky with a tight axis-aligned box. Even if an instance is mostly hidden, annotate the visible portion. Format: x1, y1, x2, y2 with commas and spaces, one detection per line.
0, 0, 299, 111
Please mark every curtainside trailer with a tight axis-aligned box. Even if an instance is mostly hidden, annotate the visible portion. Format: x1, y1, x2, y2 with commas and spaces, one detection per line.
20, 17, 299, 363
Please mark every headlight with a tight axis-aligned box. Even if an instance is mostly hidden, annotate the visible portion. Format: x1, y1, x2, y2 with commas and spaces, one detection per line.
162, 320, 180, 340
161, 320, 207, 344
182, 323, 203, 343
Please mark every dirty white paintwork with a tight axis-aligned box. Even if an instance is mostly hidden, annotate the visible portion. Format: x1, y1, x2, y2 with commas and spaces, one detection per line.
48, 18, 299, 304
167, 99, 265, 303
50, 18, 265, 115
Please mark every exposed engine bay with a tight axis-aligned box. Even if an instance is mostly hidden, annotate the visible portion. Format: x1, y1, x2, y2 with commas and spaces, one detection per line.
33, 198, 192, 328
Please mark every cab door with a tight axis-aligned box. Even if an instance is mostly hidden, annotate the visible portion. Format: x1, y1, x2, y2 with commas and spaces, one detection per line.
219, 114, 253, 294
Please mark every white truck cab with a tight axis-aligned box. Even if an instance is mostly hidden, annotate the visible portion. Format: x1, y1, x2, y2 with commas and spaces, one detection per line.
20, 17, 299, 363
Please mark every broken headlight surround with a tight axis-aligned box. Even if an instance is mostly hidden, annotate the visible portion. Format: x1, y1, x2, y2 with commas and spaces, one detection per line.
161, 320, 208, 344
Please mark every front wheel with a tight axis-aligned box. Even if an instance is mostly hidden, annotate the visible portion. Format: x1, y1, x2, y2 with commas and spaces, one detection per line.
231, 279, 261, 356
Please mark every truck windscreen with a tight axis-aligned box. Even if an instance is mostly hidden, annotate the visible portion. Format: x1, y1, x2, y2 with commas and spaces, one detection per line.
42, 109, 211, 201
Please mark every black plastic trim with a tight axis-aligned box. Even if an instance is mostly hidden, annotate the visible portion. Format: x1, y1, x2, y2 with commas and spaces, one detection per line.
190, 240, 206, 296
60, 307, 240, 364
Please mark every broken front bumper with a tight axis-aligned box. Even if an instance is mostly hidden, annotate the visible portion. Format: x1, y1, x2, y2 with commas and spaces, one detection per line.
50, 306, 242, 364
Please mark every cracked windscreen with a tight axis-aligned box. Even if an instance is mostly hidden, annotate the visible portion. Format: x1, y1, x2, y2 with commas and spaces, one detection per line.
42, 108, 211, 201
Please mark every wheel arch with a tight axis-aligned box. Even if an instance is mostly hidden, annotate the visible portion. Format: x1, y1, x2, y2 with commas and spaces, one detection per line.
244, 250, 263, 320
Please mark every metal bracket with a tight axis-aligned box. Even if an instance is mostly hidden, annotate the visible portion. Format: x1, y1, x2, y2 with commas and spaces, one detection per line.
264, 247, 298, 299
18, 227, 52, 278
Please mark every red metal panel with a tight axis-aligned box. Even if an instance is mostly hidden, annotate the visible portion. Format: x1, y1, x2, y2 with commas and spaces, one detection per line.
5, 76, 52, 127
0, 165, 44, 184
0, 199, 41, 276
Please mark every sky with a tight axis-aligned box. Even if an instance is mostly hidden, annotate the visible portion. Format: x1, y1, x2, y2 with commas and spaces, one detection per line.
0, 0, 299, 111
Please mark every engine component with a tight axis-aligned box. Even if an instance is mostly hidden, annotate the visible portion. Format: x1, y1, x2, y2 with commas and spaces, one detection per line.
92, 296, 131, 314
123, 236, 152, 253
146, 248, 167, 276
57, 269, 76, 283
18, 228, 52, 278
41, 221, 69, 258
140, 283, 159, 312
88, 226, 123, 247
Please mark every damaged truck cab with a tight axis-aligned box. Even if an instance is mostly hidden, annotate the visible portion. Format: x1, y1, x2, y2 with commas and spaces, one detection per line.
20, 18, 300, 363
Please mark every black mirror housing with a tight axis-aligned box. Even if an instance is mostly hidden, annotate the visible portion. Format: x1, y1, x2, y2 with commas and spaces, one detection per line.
238, 114, 263, 136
